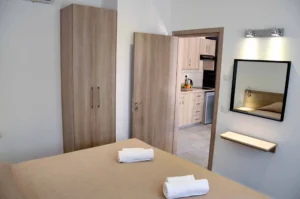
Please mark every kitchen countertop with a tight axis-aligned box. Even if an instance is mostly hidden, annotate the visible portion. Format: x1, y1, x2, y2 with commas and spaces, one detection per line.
180, 88, 215, 93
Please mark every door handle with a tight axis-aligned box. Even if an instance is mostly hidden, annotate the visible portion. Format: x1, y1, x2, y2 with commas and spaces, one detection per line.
97, 87, 100, 108
132, 101, 141, 112
134, 102, 140, 111
91, 87, 93, 109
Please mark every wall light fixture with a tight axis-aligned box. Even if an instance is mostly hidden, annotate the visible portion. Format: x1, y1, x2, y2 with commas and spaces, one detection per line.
245, 29, 256, 38
271, 28, 284, 37
244, 28, 284, 38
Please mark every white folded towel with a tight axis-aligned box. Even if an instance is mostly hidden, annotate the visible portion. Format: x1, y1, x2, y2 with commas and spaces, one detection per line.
163, 179, 209, 199
165, 175, 195, 183
118, 148, 154, 163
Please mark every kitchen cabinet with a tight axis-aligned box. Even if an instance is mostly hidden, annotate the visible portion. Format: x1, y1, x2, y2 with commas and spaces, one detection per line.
179, 93, 186, 126
178, 38, 190, 71
61, 5, 116, 152
200, 39, 216, 56
203, 60, 215, 71
178, 37, 201, 70
179, 91, 204, 127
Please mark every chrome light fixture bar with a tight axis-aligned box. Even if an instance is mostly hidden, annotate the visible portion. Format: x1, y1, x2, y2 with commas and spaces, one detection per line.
245, 29, 256, 38
271, 28, 284, 37
244, 28, 284, 38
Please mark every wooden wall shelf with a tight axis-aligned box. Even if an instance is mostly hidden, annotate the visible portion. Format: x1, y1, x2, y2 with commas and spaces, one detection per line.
220, 132, 277, 153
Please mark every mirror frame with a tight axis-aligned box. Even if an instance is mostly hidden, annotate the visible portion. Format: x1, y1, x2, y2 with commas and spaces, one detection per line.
230, 59, 291, 122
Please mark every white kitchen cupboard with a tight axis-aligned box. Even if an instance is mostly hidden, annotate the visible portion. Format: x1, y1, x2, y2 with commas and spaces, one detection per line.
200, 39, 216, 56
179, 91, 204, 127
178, 37, 201, 70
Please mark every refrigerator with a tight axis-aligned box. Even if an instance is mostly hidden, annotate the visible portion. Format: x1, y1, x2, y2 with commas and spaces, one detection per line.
203, 91, 215, 124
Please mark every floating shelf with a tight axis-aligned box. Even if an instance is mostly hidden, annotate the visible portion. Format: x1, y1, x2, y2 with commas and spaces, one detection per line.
220, 132, 277, 153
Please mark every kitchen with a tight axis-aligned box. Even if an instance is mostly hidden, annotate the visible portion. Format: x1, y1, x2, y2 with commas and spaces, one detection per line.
176, 36, 217, 168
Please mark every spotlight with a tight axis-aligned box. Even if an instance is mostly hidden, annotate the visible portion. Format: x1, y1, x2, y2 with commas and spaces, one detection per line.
245, 29, 256, 38
271, 28, 284, 37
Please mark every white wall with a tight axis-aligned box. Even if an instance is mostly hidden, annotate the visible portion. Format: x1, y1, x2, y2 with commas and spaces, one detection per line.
172, 0, 300, 198
116, 0, 172, 140
0, 0, 62, 163
0, 0, 171, 162
0, 0, 116, 163
234, 61, 288, 108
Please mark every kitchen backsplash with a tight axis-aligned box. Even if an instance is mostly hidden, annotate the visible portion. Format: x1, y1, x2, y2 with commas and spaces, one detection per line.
181, 61, 204, 87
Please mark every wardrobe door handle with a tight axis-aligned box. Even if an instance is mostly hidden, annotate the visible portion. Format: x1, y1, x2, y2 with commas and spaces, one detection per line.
91, 87, 93, 109
97, 87, 100, 108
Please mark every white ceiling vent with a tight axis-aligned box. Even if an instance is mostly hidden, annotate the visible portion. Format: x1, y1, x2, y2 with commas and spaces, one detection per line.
24, 0, 55, 4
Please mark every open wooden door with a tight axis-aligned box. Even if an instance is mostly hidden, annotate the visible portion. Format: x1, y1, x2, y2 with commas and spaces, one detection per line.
132, 33, 179, 153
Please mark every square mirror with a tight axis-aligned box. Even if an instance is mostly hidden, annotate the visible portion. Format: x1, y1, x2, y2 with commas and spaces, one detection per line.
230, 59, 291, 121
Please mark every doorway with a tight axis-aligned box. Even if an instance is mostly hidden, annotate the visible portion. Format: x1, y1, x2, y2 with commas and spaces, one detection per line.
131, 29, 223, 171
173, 28, 224, 170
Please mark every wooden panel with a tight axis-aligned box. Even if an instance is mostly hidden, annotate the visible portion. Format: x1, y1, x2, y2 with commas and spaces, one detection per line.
200, 39, 216, 56
189, 37, 201, 70
199, 38, 207, 55
243, 90, 284, 109
94, 8, 117, 146
221, 132, 277, 153
209, 40, 216, 56
208, 28, 224, 170
173, 28, 223, 36
178, 38, 190, 70
72, 5, 96, 150
185, 93, 193, 125
203, 60, 215, 71
60, 5, 75, 153
179, 93, 186, 127
132, 33, 178, 153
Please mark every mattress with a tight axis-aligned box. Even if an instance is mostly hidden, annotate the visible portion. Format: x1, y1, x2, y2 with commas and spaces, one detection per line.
251, 110, 281, 120
7, 139, 269, 199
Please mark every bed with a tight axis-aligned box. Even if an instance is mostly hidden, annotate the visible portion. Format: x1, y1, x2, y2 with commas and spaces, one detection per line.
236, 90, 284, 120
1, 139, 269, 199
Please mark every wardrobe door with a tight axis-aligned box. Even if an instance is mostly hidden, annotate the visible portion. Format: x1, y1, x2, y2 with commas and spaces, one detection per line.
94, 8, 117, 146
61, 5, 75, 152
72, 5, 96, 150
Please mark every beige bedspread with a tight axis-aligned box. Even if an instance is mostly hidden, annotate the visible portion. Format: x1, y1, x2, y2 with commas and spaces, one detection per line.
251, 110, 281, 120
7, 139, 269, 199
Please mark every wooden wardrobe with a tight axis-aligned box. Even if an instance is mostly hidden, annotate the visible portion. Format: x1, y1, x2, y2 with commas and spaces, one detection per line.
60, 4, 116, 152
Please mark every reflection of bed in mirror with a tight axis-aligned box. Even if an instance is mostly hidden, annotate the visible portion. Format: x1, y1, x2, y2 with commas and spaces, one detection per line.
235, 90, 284, 120
230, 59, 291, 122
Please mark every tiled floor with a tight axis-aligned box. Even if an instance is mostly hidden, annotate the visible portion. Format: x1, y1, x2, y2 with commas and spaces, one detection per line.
176, 124, 211, 168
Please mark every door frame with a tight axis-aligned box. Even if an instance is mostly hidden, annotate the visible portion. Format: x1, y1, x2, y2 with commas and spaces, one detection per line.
172, 27, 224, 171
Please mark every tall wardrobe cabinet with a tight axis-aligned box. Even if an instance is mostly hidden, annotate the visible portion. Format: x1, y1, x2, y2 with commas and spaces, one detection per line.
61, 4, 116, 152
